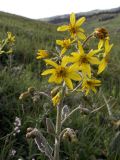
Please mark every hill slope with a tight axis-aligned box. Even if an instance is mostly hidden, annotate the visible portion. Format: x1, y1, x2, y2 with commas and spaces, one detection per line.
41, 7, 120, 24
0, 11, 62, 64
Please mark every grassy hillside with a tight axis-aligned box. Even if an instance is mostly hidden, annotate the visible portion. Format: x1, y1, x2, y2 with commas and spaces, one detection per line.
0, 11, 64, 64
0, 11, 120, 160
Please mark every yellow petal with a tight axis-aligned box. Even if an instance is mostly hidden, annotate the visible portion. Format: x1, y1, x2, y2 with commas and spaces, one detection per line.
88, 49, 101, 56
36, 56, 42, 59
68, 63, 80, 72
48, 74, 56, 83
76, 17, 86, 27
78, 42, 84, 55
61, 56, 70, 67
87, 56, 100, 64
64, 78, 73, 90
71, 52, 80, 57
68, 72, 81, 81
56, 40, 63, 45
55, 77, 63, 84
97, 59, 107, 74
82, 63, 91, 78
77, 32, 86, 40
41, 69, 55, 75
45, 59, 58, 68
98, 39, 104, 49
70, 12, 76, 26
48, 75, 63, 84
61, 48, 67, 55
57, 25, 69, 31
78, 28, 85, 33
91, 87, 97, 93
93, 80, 101, 86
105, 39, 113, 54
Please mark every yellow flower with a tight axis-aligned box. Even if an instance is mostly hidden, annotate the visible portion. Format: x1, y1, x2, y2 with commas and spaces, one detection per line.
98, 39, 113, 74
7, 32, 15, 44
56, 39, 72, 55
68, 42, 100, 78
82, 78, 101, 95
52, 91, 61, 106
57, 13, 86, 40
36, 50, 48, 59
41, 57, 81, 89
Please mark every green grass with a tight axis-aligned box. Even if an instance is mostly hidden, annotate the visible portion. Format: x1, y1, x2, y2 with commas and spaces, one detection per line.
0, 11, 120, 160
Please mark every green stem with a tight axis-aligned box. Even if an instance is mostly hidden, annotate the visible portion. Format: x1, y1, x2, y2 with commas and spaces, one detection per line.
82, 34, 93, 47
54, 105, 62, 160
61, 105, 81, 125
54, 85, 65, 160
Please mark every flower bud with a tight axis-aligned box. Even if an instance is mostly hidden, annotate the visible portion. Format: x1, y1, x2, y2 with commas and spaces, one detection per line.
51, 86, 60, 97
52, 91, 61, 106
62, 128, 78, 143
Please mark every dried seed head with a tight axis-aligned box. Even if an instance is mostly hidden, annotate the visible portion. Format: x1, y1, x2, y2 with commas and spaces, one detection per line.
27, 87, 35, 94
26, 128, 36, 139
94, 28, 109, 39
19, 91, 30, 100
27, 127, 34, 132
62, 128, 78, 143
26, 132, 36, 139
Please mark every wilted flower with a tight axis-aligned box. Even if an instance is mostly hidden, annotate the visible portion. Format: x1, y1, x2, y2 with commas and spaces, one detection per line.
94, 28, 109, 49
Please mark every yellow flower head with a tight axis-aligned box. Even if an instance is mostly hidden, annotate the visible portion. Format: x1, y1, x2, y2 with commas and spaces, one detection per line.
82, 78, 101, 95
97, 39, 113, 74
57, 13, 86, 40
52, 91, 61, 106
68, 42, 100, 78
41, 57, 81, 89
7, 32, 15, 44
56, 39, 72, 55
36, 50, 48, 59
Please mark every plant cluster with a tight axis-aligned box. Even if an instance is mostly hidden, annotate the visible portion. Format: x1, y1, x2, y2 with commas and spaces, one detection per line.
26, 13, 113, 160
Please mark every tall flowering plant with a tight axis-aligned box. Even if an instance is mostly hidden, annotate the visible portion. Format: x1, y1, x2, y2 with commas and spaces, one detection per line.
26, 13, 113, 160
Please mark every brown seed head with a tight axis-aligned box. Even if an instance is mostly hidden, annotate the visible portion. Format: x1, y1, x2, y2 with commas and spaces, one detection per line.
94, 28, 109, 39
19, 91, 30, 100
27, 87, 35, 94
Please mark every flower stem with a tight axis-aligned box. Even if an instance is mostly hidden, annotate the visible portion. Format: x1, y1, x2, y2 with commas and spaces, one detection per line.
82, 34, 93, 47
54, 105, 62, 160
54, 85, 65, 160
